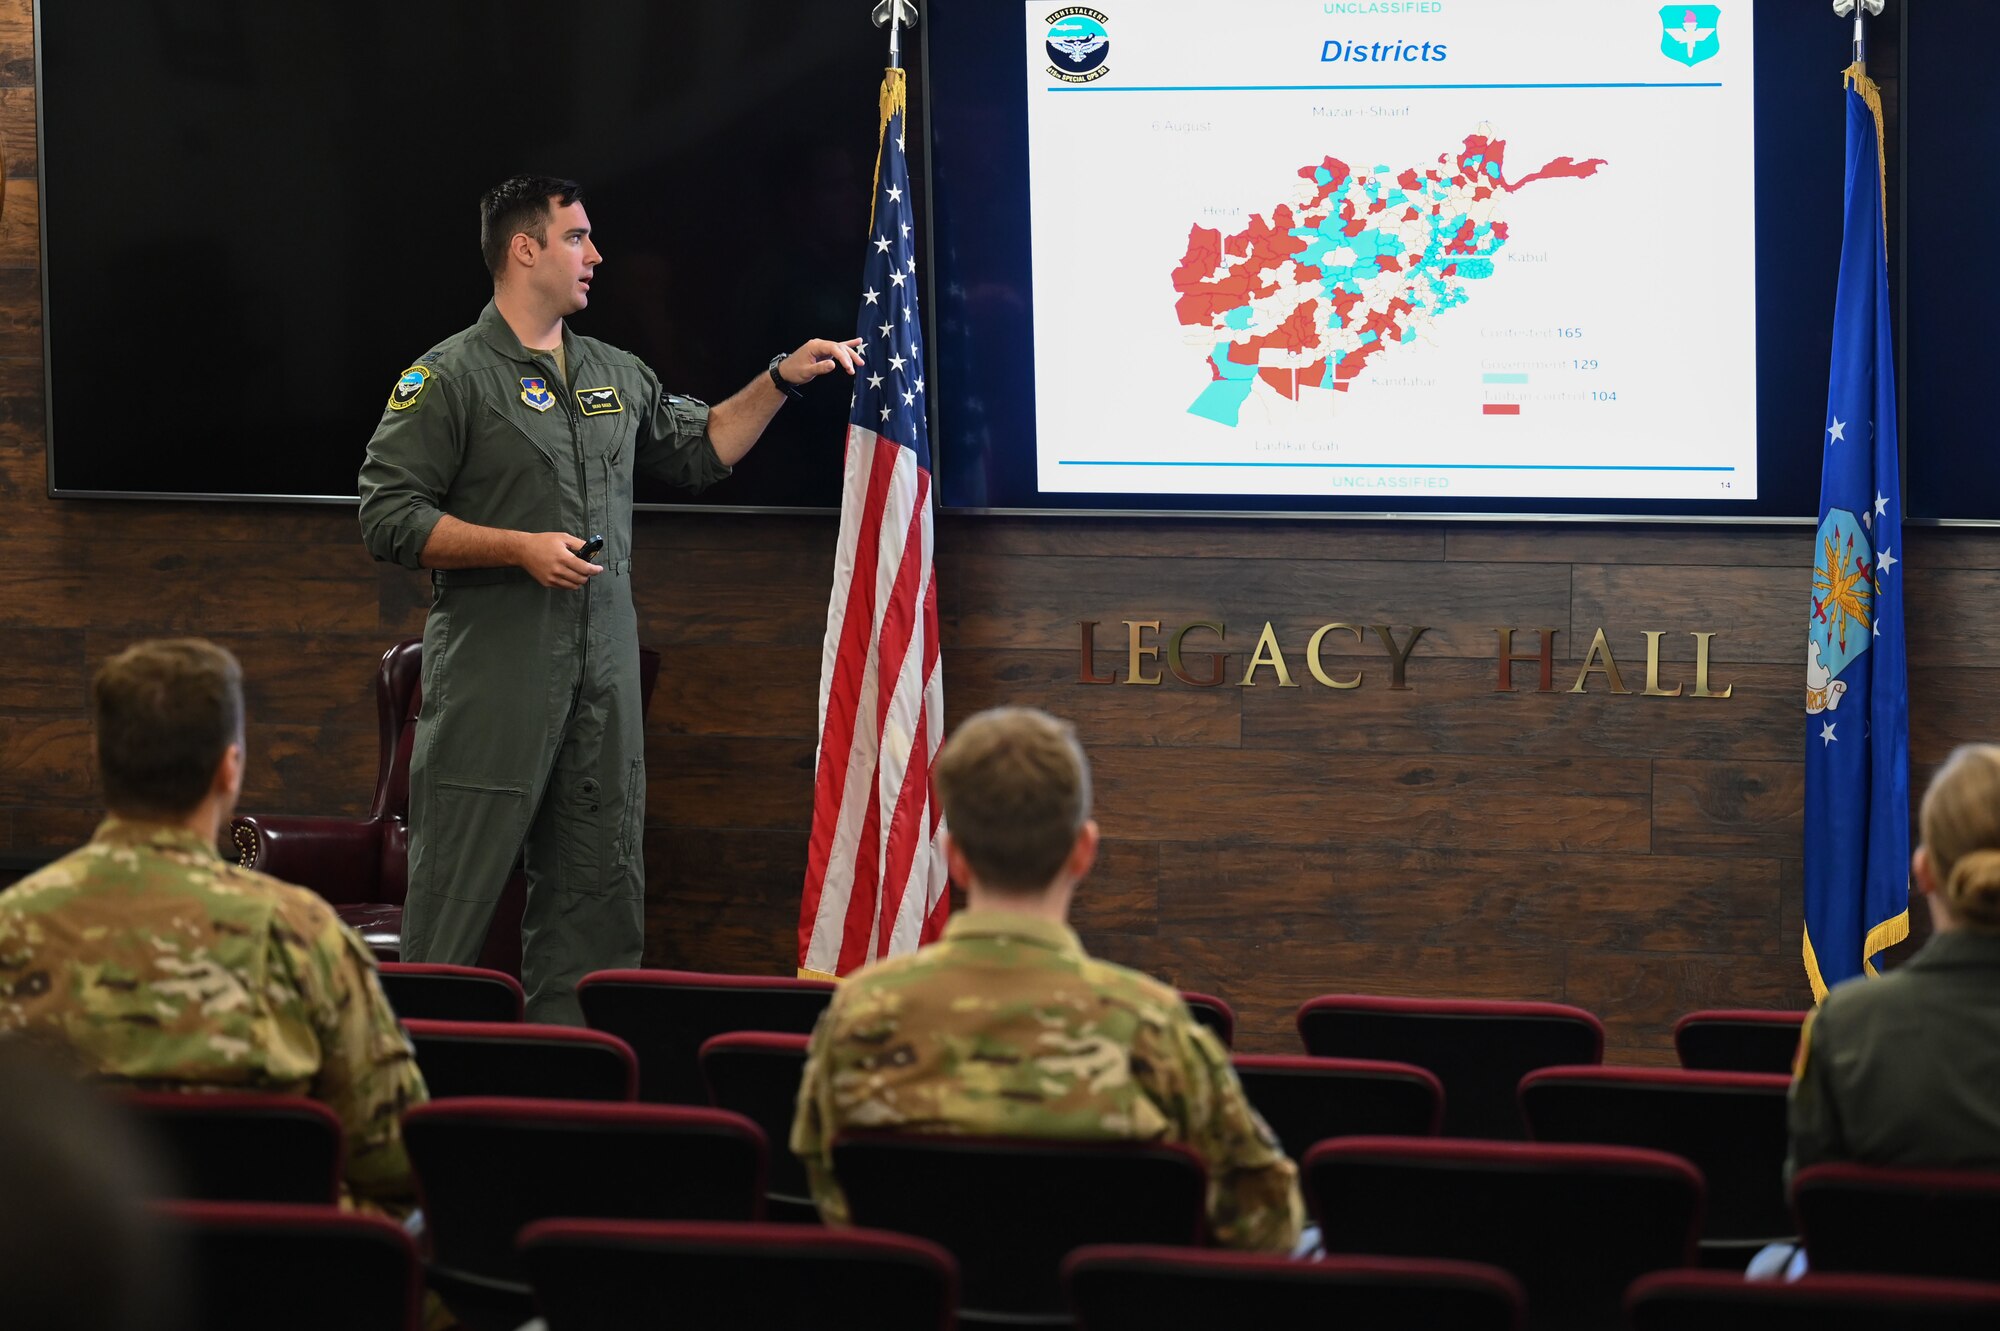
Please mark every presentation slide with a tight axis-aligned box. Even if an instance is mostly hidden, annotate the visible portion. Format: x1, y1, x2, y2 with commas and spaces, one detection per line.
1023, 1, 1758, 502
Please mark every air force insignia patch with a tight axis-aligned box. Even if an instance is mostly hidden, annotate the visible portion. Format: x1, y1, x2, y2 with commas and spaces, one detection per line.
576, 386, 624, 416
387, 366, 431, 411
520, 377, 556, 413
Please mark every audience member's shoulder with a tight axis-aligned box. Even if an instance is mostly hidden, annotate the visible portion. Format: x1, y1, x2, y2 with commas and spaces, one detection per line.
211, 860, 346, 935
1077, 953, 1186, 1019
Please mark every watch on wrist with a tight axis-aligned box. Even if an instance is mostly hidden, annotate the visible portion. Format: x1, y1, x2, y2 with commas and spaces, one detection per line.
768, 353, 806, 400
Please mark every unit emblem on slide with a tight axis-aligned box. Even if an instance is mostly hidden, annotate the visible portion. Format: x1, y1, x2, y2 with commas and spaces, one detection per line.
576, 386, 624, 416
1806, 507, 1872, 716
1659, 6, 1720, 67
386, 365, 431, 412
1045, 7, 1111, 84
519, 377, 556, 413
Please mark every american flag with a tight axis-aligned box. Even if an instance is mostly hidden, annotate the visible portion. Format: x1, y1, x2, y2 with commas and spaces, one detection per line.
797, 65, 949, 979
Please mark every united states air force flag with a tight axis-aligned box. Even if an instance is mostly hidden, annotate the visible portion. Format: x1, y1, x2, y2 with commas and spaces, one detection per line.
1803, 67, 1909, 1003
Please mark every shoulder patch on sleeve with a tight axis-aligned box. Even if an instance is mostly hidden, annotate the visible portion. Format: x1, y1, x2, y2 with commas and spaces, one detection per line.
387, 365, 432, 412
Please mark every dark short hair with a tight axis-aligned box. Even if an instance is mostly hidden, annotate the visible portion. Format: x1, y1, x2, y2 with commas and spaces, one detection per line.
933, 707, 1092, 894
479, 175, 584, 277
92, 639, 244, 819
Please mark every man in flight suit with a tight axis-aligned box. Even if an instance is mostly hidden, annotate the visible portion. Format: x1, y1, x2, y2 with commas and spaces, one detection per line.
359, 176, 857, 1023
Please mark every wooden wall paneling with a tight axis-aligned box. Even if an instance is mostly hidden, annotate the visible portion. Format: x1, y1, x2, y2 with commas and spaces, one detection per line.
1239, 657, 1795, 761
947, 647, 1242, 749
0, 626, 84, 711
1445, 523, 1808, 567
1651, 760, 1804, 857
1092, 746, 1652, 854
950, 553, 1573, 658
1564, 951, 1808, 1060
1569, 564, 1804, 663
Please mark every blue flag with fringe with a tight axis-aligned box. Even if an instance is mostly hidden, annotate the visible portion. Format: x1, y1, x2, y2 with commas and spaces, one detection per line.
1803, 67, 1909, 1002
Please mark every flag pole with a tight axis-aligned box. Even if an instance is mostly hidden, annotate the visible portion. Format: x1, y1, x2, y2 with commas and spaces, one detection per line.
873, 0, 917, 70
1831, 0, 1884, 73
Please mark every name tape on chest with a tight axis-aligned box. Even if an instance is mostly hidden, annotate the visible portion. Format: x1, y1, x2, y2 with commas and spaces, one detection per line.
576, 386, 624, 416
387, 365, 432, 411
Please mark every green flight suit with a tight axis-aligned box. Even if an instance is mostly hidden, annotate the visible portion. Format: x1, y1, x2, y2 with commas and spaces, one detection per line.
358, 301, 729, 1024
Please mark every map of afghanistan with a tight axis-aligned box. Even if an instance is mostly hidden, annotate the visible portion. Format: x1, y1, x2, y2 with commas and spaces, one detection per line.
1171, 126, 1606, 426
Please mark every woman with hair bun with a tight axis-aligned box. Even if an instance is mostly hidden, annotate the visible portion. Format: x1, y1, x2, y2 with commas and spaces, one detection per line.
1788, 742, 2000, 1177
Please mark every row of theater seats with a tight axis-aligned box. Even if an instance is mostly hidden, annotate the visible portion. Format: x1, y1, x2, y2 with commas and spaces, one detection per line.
135, 1091, 2000, 1331
144, 1204, 2000, 1331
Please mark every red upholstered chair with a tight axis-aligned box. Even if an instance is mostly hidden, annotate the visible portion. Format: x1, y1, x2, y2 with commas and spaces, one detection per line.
1673, 1009, 1807, 1074
1793, 1162, 2000, 1281
698, 1032, 816, 1221
229, 638, 659, 974
1296, 995, 1604, 1139
403, 1098, 765, 1331
1179, 991, 1236, 1048
1233, 1054, 1443, 1159
377, 962, 525, 1023
153, 1200, 423, 1331
1304, 1136, 1702, 1331
402, 1019, 637, 1102
122, 1091, 342, 1204
578, 968, 836, 1104
1064, 1247, 1525, 1331
1627, 1270, 2000, 1331
832, 1135, 1207, 1326
520, 1219, 958, 1331
1519, 1065, 1794, 1255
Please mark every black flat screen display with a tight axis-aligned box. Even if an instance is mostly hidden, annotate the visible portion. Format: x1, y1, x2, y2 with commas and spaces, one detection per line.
39, 2, 917, 507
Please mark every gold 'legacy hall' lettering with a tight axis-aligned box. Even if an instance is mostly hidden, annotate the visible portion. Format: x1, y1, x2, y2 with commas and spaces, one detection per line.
1076, 620, 1736, 701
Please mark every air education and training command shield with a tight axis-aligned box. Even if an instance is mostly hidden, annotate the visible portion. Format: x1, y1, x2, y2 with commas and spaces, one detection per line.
1807, 508, 1872, 717
1659, 6, 1720, 67
520, 377, 556, 413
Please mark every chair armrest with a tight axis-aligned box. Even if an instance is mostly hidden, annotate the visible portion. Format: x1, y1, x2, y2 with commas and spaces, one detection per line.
229, 814, 388, 907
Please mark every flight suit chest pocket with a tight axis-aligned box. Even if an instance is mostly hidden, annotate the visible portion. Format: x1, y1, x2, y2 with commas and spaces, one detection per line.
478, 403, 563, 472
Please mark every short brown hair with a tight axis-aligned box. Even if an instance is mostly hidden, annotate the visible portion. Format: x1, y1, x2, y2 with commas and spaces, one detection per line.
92, 640, 243, 819
1921, 743, 2000, 932
479, 175, 584, 278
933, 707, 1091, 893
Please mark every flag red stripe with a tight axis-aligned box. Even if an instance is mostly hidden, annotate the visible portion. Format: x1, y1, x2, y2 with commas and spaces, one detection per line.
872, 470, 934, 957
798, 430, 898, 963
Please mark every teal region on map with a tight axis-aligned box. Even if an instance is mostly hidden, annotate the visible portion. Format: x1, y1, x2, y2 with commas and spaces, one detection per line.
1171, 127, 1606, 426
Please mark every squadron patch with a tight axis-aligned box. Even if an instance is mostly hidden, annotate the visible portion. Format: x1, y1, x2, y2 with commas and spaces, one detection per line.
387, 366, 431, 412
520, 377, 556, 413
576, 386, 624, 416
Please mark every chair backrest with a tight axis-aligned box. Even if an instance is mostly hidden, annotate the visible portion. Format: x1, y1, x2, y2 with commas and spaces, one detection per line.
1627, 1270, 2000, 1331
377, 962, 525, 1023
832, 1134, 1207, 1322
1793, 1162, 2000, 1280
1673, 1009, 1807, 1074
578, 969, 836, 1103
122, 1091, 342, 1204
402, 1019, 637, 1101
1233, 1054, 1443, 1158
1519, 1065, 1793, 1245
699, 1032, 814, 1217
1179, 991, 1236, 1048
403, 1097, 765, 1320
1296, 995, 1604, 1138
1304, 1135, 1702, 1331
154, 1200, 422, 1331
520, 1219, 957, 1331
1064, 1246, 1525, 1331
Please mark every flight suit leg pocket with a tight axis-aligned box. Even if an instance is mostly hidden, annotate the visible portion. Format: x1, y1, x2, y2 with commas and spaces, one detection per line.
426, 779, 527, 904
547, 760, 638, 899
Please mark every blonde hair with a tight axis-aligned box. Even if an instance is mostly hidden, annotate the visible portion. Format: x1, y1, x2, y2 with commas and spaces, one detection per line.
1920, 744, 2000, 932
933, 707, 1091, 894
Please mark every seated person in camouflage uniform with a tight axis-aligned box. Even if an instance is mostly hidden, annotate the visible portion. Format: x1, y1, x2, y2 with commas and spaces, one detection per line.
791, 706, 1303, 1251
1789, 741, 2000, 1176
0, 639, 428, 1215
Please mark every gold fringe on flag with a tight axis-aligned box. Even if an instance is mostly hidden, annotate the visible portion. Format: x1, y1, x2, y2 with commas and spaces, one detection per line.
867, 68, 909, 235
